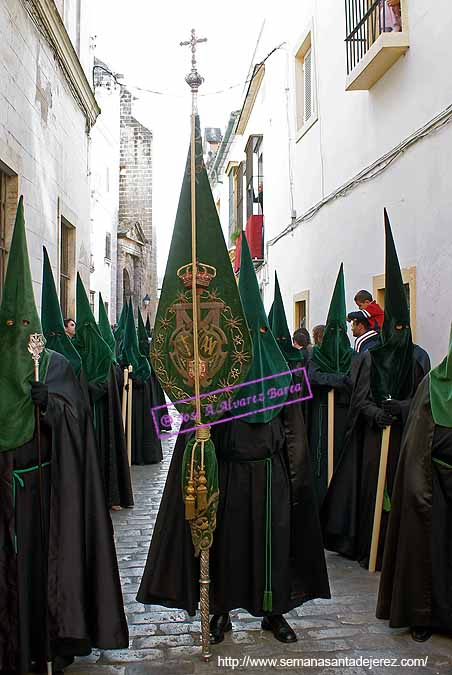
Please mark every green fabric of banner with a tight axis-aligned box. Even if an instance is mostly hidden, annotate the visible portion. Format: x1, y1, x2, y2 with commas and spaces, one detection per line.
370, 210, 413, 404
150, 115, 252, 421
74, 273, 113, 384
270, 272, 301, 364
41, 246, 82, 377
311, 263, 352, 374
237, 235, 291, 423
0, 197, 50, 451
429, 324, 452, 427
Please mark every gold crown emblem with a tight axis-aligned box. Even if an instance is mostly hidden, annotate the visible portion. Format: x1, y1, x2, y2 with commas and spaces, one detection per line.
177, 262, 216, 289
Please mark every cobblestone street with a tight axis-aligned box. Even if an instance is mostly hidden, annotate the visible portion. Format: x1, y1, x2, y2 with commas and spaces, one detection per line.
71, 435, 452, 675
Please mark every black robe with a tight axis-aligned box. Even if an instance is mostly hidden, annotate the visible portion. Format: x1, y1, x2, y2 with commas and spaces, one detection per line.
130, 377, 163, 465
307, 360, 351, 506
321, 345, 430, 570
0, 351, 128, 673
377, 377, 452, 630
88, 364, 133, 508
137, 398, 330, 616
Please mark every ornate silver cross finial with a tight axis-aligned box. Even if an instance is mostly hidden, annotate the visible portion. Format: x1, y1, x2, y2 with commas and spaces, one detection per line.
28, 333, 45, 380
180, 28, 207, 99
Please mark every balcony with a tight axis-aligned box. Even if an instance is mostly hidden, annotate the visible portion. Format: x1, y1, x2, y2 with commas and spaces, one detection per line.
233, 215, 264, 273
345, 0, 409, 91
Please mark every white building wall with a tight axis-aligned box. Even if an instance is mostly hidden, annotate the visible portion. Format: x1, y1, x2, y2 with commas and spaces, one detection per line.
217, 2, 452, 366
89, 79, 120, 322
0, 0, 95, 314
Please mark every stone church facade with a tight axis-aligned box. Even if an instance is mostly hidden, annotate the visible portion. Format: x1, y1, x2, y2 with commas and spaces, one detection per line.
117, 88, 157, 322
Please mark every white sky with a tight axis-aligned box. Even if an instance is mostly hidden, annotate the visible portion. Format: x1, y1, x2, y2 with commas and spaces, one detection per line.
89, 0, 278, 279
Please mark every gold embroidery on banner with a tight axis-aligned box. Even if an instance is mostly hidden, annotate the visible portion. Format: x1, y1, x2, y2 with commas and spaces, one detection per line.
152, 280, 250, 415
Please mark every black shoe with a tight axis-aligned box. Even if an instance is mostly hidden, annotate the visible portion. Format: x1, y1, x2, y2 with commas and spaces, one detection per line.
210, 613, 232, 644
411, 626, 432, 642
262, 615, 297, 643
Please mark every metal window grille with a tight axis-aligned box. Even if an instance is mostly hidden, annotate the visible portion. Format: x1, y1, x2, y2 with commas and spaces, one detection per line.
228, 171, 235, 244
345, 0, 399, 75
60, 220, 70, 318
303, 49, 313, 123
89, 291, 95, 315
245, 136, 264, 219
105, 232, 112, 260
236, 162, 244, 232
0, 171, 7, 299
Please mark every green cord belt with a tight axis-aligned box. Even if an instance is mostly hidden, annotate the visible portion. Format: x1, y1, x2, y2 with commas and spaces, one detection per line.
12, 462, 51, 554
432, 457, 452, 470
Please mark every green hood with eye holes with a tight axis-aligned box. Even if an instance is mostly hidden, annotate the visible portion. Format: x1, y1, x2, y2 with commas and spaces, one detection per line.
311, 263, 353, 374
0, 197, 50, 452
41, 246, 82, 377
370, 210, 414, 404
237, 235, 292, 423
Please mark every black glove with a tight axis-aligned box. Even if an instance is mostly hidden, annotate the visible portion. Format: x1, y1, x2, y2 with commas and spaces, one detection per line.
381, 399, 402, 420
375, 409, 393, 429
30, 381, 49, 412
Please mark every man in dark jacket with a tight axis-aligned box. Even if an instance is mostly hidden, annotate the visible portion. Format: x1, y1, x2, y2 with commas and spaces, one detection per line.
348, 312, 381, 353
308, 264, 353, 505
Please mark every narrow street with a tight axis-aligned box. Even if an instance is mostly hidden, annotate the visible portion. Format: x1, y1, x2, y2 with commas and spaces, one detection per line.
70, 436, 452, 675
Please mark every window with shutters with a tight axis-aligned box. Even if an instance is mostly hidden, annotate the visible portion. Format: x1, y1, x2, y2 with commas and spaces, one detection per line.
245, 135, 263, 220
303, 49, 313, 123
295, 29, 317, 139
236, 162, 244, 233
228, 170, 235, 245
60, 216, 76, 319
89, 290, 95, 315
105, 232, 112, 260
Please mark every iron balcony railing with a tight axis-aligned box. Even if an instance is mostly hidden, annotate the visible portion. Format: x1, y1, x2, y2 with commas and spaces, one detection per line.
345, 0, 402, 75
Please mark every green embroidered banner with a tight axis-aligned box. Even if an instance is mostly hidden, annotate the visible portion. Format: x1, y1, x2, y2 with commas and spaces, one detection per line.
151, 116, 252, 421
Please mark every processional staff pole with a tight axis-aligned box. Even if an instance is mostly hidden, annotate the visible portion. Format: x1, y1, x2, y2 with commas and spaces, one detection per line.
327, 389, 335, 486
127, 364, 133, 466
369, 395, 392, 573
28, 333, 53, 675
122, 367, 129, 431
180, 28, 211, 662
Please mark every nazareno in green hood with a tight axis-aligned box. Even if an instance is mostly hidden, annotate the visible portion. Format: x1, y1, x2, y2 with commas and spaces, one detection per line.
311, 263, 353, 375
0, 197, 50, 451
236, 235, 292, 423
41, 246, 82, 377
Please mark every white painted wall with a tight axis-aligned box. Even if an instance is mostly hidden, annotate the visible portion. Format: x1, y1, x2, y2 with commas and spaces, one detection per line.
0, 0, 94, 314
89, 78, 120, 322
214, 1, 452, 366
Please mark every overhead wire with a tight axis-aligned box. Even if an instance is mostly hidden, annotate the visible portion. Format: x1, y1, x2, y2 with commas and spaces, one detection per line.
266, 101, 452, 249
